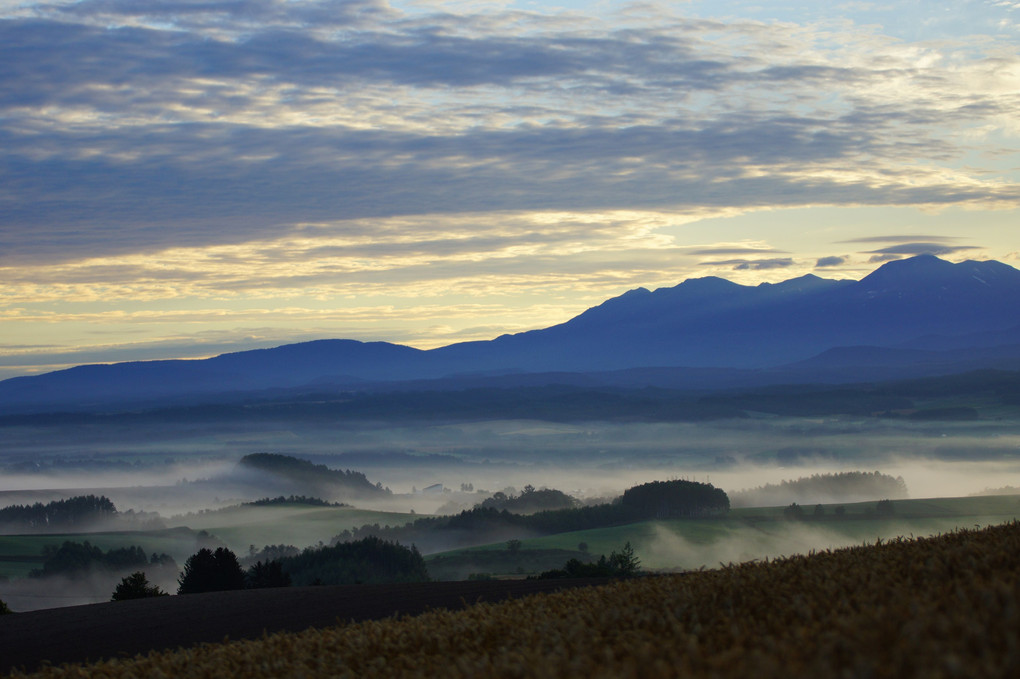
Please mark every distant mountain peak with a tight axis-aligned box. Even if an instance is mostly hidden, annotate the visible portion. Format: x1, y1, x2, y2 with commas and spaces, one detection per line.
860, 254, 1019, 292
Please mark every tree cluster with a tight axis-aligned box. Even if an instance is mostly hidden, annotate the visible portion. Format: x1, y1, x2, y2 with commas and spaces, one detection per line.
176, 546, 294, 594
177, 539, 427, 594
619, 480, 730, 518
276, 536, 429, 586
29, 540, 176, 579
477, 485, 579, 514
0, 495, 116, 530
732, 471, 908, 507
177, 547, 248, 594
243, 495, 346, 507
237, 453, 389, 496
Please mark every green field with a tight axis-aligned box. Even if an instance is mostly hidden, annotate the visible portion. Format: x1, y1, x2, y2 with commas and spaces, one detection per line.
426, 495, 1020, 576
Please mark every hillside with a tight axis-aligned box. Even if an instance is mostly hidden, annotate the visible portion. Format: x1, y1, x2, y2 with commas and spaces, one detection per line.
5, 520, 1018, 678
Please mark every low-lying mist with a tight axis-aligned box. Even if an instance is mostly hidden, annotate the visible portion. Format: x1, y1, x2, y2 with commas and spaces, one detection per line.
0, 568, 180, 613
640, 514, 1018, 573
3, 415, 1020, 517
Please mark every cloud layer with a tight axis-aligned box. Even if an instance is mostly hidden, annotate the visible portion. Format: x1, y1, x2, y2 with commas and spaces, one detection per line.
1, 0, 1018, 372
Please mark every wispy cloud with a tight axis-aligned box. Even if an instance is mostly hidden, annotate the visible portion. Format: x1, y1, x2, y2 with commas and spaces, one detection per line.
700, 257, 796, 271
863, 243, 981, 260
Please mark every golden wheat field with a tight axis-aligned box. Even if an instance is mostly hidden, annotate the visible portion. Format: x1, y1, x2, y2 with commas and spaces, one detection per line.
14, 521, 1020, 679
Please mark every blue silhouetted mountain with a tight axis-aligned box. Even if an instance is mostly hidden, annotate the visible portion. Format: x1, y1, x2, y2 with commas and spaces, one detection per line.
429, 255, 1020, 373
2, 255, 1019, 414
0, 340, 426, 413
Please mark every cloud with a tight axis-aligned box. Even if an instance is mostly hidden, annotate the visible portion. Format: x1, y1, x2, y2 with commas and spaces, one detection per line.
839, 235, 961, 244
1, 2, 1018, 267
815, 256, 846, 267
689, 247, 788, 256
701, 258, 796, 270
863, 243, 980, 257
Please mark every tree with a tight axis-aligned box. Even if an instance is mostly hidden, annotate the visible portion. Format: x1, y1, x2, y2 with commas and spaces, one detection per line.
506, 538, 522, 554
784, 503, 805, 520
578, 542, 589, 554
246, 560, 292, 589
112, 571, 168, 601
177, 547, 246, 594
813, 504, 825, 518
0, 597, 11, 615
607, 542, 640, 576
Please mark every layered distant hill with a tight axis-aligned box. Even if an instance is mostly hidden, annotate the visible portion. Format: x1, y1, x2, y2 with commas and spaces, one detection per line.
2, 255, 1020, 415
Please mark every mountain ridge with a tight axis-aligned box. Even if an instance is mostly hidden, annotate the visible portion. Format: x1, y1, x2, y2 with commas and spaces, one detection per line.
2, 255, 1019, 414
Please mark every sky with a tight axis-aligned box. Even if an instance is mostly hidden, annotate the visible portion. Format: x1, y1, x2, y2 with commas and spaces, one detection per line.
1, 0, 1018, 379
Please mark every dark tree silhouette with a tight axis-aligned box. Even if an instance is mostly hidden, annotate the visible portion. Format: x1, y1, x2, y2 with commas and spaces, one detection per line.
0, 495, 117, 530
246, 560, 292, 589
277, 536, 429, 586
177, 547, 246, 594
111, 571, 168, 601
0, 597, 11, 615
619, 479, 730, 518
29, 541, 171, 578
607, 542, 640, 576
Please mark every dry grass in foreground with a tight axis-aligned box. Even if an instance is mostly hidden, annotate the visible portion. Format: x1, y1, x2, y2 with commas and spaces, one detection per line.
16, 521, 1020, 678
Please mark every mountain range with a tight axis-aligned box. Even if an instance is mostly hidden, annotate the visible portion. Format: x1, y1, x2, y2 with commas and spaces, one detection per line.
3, 254, 1020, 415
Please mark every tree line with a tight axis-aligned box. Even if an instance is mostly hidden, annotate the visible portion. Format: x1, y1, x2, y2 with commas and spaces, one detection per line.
29, 540, 177, 579
0, 495, 164, 532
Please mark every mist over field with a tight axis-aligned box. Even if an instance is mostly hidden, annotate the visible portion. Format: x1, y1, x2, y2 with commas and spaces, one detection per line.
3, 408, 1020, 612
2, 415, 1019, 514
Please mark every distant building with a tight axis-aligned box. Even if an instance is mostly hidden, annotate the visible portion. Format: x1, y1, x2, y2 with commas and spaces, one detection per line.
422, 483, 444, 495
